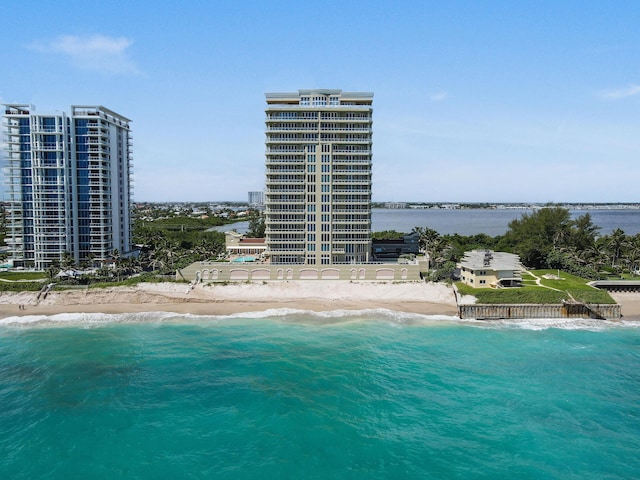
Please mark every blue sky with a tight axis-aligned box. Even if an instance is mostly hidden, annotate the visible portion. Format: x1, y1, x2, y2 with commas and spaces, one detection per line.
1, 1, 638, 203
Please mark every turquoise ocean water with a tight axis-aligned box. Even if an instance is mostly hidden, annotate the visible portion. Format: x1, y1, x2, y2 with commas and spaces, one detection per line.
1, 310, 640, 479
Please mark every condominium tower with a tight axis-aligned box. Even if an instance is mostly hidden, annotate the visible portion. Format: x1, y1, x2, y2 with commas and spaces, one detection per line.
2, 104, 132, 270
264, 90, 373, 265
248, 190, 264, 207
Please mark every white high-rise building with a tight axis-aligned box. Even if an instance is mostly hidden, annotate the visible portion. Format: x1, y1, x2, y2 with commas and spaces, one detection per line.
248, 190, 264, 207
264, 90, 373, 265
2, 104, 133, 270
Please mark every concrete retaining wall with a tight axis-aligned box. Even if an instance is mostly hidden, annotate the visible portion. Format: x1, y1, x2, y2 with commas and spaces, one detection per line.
458, 303, 621, 320
177, 261, 425, 283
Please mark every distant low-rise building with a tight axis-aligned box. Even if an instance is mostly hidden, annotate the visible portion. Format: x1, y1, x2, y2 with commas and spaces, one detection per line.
225, 231, 266, 258
457, 250, 522, 288
371, 232, 420, 260
384, 202, 407, 209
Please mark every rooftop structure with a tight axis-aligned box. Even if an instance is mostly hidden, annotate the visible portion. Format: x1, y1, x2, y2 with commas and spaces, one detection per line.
2, 104, 133, 269
264, 89, 373, 265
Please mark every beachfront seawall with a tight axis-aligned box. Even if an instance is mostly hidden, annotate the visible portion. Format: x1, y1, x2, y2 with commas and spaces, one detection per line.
177, 261, 425, 282
459, 303, 622, 320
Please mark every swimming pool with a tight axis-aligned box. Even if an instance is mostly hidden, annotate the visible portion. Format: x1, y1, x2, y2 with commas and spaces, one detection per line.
232, 256, 256, 263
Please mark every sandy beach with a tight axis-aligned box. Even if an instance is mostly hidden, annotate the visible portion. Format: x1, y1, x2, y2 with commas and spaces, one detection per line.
0, 281, 461, 319
2, 282, 639, 320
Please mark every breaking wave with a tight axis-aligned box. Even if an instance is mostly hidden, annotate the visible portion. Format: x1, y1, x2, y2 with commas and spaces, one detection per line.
1, 308, 639, 331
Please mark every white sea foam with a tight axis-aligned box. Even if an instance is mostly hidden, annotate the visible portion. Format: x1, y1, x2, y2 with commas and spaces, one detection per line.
460, 316, 640, 331
0, 309, 638, 331
0, 311, 179, 327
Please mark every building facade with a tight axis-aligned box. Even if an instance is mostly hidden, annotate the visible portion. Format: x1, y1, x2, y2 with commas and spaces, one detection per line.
248, 190, 264, 207
264, 89, 373, 265
2, 104, 132, 270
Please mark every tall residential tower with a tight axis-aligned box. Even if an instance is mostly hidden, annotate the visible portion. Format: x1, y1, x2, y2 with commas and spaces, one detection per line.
2, 104, 132, 270
264, 90, 373, 265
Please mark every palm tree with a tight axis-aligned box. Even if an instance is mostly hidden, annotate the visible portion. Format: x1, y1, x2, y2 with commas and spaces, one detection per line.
61, 251, 76, 272
607, 228, 629, 269
412, 226, 441, 254
46, 260, 61, 283
585, 242, 609, 273
571, 213, 600, 251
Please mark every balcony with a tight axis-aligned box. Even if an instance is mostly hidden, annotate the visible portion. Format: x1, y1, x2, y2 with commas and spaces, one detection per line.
331, 227, 370, 234
265, 138, 312, 144
266, 208, 305, 214
265, 126, 319, 132
265, 240, 305, 246
265, 147, 305, 154
33, 143, 65, 151
332, 178, 372, 184
32, 126, 62, 134
332, 149, 371, 155
265, 178, 304, 185
266, 247, 306, 253
265, 160, 304, 166
265, 228, 305, 235
265, 198, 305, 205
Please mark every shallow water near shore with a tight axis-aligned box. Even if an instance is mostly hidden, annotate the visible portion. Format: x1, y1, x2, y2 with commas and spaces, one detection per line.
1, 311, 639, 479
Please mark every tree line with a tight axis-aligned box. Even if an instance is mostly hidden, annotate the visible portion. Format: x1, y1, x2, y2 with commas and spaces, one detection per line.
413, 206, 640, 281
9, 206, 640, 285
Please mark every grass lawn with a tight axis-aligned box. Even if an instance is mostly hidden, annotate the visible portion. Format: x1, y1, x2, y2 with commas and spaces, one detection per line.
456, 269, 616, 304
0, 271, 48, 281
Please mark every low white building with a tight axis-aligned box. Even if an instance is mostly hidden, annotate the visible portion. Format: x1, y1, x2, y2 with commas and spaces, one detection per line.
458, 250, 522, 288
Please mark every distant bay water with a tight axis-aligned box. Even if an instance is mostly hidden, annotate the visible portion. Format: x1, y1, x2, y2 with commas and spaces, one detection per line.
1, 313, 639, 479
217, 208, 640, 236
372, 208, 640, 236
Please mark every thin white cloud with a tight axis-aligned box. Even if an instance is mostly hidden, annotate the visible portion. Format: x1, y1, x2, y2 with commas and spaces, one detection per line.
27, 34, 140, 75
429, 91, 448, 102
599, 83, 640, 100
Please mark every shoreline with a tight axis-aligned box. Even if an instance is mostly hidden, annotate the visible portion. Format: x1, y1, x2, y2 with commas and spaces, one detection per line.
0, 281, 460, 319
1, 282, 639, 321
